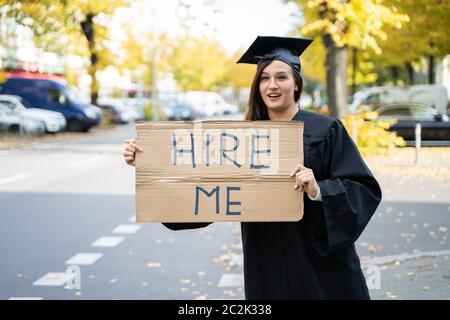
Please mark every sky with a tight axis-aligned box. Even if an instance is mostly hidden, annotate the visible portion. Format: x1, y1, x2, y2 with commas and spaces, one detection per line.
117, 0, 302, 55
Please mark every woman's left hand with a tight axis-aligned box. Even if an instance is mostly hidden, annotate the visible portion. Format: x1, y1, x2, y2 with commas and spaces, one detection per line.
290, 164, 319, 198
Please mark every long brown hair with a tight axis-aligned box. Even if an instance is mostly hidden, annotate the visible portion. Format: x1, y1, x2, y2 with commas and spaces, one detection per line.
245, 60, 303, 121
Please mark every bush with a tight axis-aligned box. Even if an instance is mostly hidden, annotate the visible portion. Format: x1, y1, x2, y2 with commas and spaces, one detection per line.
342, 109, 405, 155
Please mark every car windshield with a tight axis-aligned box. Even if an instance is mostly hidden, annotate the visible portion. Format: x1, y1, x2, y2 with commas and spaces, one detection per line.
0, 99, 25, 112
410, 105, 436, 119
0, 103, 12, 113
19, 97, 34, 108
378, 107, 412, 116
64, 87, 83, 104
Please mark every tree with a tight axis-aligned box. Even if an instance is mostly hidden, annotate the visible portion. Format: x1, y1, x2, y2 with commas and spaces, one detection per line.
169, 35, 230, 91
379, 0, 450, 85
227, 49, 256, 107
118, 25, 171, 95
1, 0, 128, 104
287, 0, 409, 118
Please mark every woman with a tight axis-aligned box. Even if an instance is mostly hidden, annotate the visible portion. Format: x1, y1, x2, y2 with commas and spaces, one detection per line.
123, 36, 382, 300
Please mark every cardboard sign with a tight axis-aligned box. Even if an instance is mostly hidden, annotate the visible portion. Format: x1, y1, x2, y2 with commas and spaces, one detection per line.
135, 120, 304, 222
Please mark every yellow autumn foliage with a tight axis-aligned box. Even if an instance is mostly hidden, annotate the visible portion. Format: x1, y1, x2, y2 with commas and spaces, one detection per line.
342, 109, 405, 155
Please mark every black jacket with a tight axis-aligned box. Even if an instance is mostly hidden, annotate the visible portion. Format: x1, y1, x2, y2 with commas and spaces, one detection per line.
164, 109, 382, 299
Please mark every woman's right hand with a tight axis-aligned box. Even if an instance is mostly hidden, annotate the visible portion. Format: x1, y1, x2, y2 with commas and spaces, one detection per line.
123, 138, 143, 167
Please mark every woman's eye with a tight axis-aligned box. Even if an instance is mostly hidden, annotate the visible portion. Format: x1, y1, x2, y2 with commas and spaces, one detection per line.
278, 76, 287, 80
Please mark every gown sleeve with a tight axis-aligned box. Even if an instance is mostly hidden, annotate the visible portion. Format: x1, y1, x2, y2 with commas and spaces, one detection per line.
312, 119, 382, 257
162, 223, 212, 231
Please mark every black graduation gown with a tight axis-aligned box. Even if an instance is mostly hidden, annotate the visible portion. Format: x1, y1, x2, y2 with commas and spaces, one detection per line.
164, 109, 382, 300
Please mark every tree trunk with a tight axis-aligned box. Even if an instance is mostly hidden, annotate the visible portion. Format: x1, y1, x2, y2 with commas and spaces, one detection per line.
351, 47, 357, 96
405, 62, 414, 85
323, 34, 348, 119
428, 55, 435, 84
80, 13, 98, 105
391, 66, 399, 85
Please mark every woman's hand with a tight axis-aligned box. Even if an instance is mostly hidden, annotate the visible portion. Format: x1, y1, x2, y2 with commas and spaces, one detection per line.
123, 138, 143, 167
290, 164, 319, 198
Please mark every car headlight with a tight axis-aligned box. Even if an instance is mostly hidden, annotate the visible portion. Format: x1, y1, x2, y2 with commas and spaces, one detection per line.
84, 109, 97, 119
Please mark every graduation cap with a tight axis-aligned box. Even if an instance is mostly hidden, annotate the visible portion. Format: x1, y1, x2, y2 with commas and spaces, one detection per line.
236, 36, 313, 75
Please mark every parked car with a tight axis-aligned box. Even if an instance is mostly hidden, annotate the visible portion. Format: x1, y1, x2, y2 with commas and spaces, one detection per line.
97, 98, 139, 124
0, 94, 66, 133
350, 85, 448, 115
157, 98, 193, 121
181, 91, 219, 118
0, 77, 101, 132
0, 102, 46, 135
376, 102, 450, 146
120, 98, 147, 120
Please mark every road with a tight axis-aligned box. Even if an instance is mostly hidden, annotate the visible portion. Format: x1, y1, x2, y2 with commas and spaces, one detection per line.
1, 115, 449, 300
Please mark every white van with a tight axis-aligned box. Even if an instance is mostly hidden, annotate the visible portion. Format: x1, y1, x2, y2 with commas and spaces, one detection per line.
350, 85, 449, 114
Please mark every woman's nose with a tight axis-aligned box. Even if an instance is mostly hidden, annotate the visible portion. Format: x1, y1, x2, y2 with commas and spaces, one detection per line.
268, 78, 278, 89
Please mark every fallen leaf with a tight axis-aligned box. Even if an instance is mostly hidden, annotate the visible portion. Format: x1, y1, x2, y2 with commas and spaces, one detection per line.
195, 294, 208, 300
88, 274, 96, 280
110, 278, 118, 284
359, 242, 368, 247
198, 271, 206, 277
180, 287, 188, 292
75, 291, 81, 296
179, 278, 191, 285
438, 227, 448, 233
147, 262, 161, 269
223, 290, 237, 297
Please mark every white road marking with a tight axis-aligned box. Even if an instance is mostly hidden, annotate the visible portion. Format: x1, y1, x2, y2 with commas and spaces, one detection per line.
113, 224, 141, 234
91, 236, 124, 248
218, 273, 244, 288
0, 173, 31, 185
65, 253, 103, 265
32, 272, 76, 287
229, 254, 243, 267
361, 249, 450, 267
8, 297, 44, 300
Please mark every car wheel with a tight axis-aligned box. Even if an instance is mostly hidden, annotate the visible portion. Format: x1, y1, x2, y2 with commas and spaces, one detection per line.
9, 124, 20, 133
67, 119, 88, 132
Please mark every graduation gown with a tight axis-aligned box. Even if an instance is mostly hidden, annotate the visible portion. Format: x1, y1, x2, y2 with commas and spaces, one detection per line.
164, 109, 382, 300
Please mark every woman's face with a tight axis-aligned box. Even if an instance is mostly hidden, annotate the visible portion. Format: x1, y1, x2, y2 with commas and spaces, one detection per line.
259, 60, 298, 113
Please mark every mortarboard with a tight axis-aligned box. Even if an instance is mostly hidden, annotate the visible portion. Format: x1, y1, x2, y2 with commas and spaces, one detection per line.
236, 36, 313, 75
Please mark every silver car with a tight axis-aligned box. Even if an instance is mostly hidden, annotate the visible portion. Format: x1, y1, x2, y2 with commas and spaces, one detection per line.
0, 102, 46, 135
0, 94, 66, 133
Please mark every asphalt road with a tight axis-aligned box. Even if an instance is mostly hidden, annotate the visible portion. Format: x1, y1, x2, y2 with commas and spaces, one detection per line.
1, 116, 449, 300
